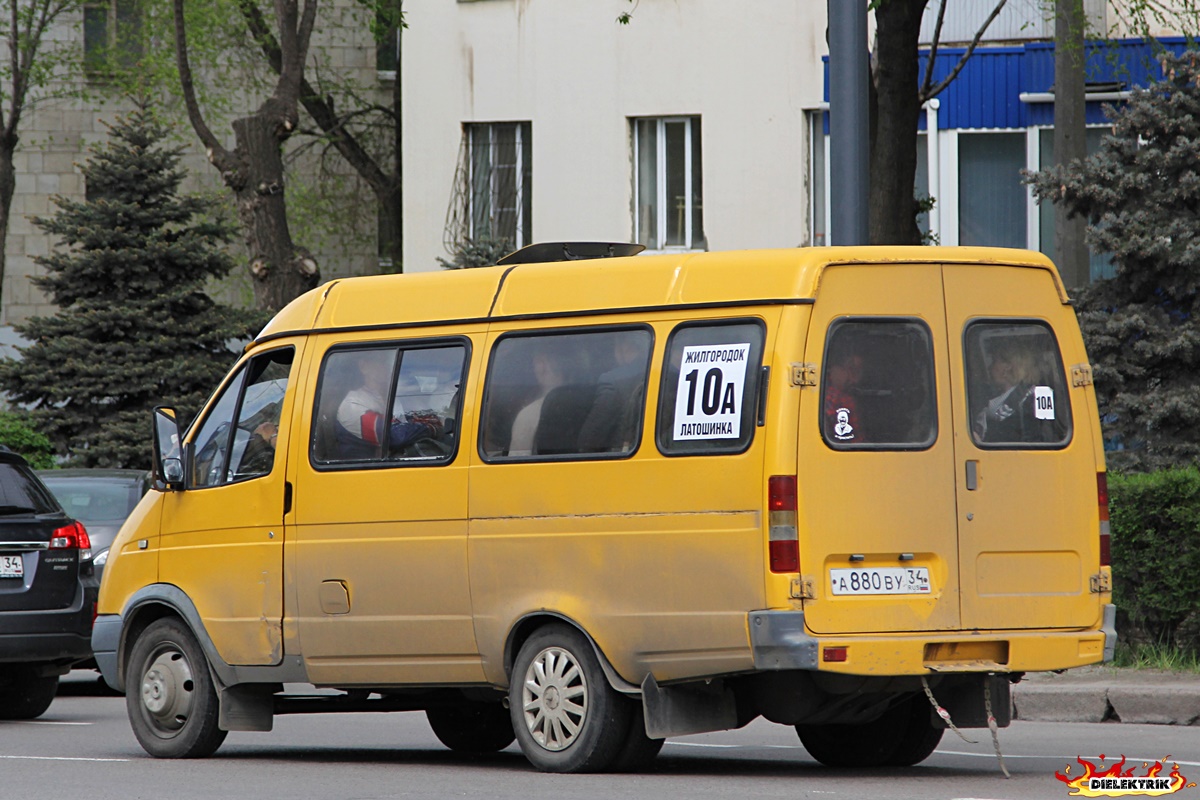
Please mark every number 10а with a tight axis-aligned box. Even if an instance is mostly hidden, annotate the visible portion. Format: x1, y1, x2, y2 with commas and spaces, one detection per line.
682, 368, 738, 416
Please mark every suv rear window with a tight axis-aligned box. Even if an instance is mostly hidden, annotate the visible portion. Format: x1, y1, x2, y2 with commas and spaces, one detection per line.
964, 321, 1072, 448
0, 462, 60, 515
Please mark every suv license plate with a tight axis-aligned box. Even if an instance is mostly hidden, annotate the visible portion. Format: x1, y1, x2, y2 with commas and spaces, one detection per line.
0, 554, 23, 578
829, 567, 931, 596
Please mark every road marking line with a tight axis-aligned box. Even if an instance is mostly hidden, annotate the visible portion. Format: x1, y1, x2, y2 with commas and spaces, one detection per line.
0, 755, 128, 762
665, 743, 1200, 769
11, 720, 92, 726
937, 751, 1200, 768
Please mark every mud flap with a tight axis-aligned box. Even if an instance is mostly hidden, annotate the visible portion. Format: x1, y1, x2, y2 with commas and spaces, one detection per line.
641, 673, 738, 739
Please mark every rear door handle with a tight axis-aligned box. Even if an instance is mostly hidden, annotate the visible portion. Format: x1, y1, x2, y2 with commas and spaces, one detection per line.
965, 460, 978, 491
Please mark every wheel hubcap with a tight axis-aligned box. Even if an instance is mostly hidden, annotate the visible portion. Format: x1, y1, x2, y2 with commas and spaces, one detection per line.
140, 648, 195, 733
521, 645, 587, 752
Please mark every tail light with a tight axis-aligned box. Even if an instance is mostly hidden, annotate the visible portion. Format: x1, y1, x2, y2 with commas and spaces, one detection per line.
50, 521, 91, 552
1097, 472, 1110, 567
768, 475, 799, 573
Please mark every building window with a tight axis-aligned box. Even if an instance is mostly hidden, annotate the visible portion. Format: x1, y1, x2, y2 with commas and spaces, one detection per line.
1036, 127, 1115, 281
454, 121, 532, 251
807, 111, 828, 247
374, 4, 401, 75
633, 116, 705, 251
957, 132, 1026, 249
83, 0, 143, 76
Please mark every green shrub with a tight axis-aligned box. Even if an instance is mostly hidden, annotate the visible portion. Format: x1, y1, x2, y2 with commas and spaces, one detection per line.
0, 411, 55, 469
437, 236, 514, 270
1109, 468, 1200, 653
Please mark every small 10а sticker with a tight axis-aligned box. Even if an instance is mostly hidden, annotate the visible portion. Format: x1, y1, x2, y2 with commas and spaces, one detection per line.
673, 343, 750, 440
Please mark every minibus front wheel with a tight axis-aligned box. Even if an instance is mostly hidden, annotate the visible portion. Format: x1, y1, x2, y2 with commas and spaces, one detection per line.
509, 623, 634, 773
125, 617, 228, 758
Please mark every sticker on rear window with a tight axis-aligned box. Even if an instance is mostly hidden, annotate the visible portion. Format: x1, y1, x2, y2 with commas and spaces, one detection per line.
673, 344, 750, 440
1034, 386, 1055, 420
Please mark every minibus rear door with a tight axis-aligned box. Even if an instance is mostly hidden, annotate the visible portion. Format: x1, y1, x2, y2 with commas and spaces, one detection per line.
797, 263, 962, 635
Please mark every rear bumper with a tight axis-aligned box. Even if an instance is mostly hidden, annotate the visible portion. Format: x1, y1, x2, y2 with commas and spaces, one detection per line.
0, 585, 97, 666
749, 604, 1117, 676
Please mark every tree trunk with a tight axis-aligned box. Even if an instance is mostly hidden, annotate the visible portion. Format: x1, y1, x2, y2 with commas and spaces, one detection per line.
0, 139, 16, 317
230, 104, 318, 310
869, 0, 926, 246
1054, 0, 1089, 288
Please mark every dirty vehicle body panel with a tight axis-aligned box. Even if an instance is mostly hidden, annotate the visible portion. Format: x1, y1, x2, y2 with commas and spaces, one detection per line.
93, 246, 1113, 769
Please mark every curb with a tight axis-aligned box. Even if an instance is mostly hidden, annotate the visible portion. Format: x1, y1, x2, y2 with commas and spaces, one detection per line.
1012, 673, 1200, 725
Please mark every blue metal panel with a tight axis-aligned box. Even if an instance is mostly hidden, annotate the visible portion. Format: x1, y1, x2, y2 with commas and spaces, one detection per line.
826, 37, 1195, 133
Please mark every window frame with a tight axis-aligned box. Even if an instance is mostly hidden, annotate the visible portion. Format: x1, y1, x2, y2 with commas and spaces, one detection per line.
655, 318, 766, 458
464, 121, 532, 249
185, 346, 295, 490
962, 318, 1074, 451
632, 115, 706, 252
83, 0, 143, 79
819, 317, 939, 453
308, 336, 471, 472
477, 323, 656, 465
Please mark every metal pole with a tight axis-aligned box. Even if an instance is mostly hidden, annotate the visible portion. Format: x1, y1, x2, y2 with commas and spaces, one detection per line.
828, 0, 870, 246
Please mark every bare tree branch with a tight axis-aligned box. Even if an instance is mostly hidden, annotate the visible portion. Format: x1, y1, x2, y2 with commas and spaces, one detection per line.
920, 0, 1010, 103
920, 0, 949, 99
173, 0, 235, 172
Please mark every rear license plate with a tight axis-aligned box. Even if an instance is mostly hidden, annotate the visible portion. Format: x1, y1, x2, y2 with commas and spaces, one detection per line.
829, 567, 931, 596
0, 554, 23, 578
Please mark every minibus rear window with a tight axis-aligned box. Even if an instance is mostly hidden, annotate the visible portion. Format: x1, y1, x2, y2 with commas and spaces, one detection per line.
820, 319, 936, 450
479, 327, 653, 461
656, 320, 765, 456
311, 342, 467, 467
964, 321, 1072, 449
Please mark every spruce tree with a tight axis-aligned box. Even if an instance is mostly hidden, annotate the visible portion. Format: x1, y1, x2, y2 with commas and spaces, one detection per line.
0, 104, 265, 468
1030, 51, 1200, 471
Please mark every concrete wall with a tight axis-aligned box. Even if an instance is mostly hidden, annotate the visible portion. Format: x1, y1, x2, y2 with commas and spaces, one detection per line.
402, 0, 827, 273
2, 2, 388, 326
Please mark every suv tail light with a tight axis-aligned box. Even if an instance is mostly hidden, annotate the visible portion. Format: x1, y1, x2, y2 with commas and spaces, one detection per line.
768, 475, 799, 573
50, 521, 91, 551
1097, 472, 1110, 567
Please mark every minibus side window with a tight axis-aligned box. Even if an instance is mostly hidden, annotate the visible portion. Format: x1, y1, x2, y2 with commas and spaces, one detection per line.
964, 321, 1072, 448
189, 348, 295, 488
656, 320, 765, 456
820, 320, 936, 450
311, 343, 467, 467
479, 327, 653, 461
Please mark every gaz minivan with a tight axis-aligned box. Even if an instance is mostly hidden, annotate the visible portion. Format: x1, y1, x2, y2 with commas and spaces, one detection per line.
93, 245, 1113, 772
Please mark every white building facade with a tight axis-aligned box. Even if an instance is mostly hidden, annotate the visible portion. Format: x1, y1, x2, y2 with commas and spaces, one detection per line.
401, 0, 829, 272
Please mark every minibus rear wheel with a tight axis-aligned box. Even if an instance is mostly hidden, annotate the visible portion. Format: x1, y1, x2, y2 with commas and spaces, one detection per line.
426, 701, 516, 754
126, 617, 228, 758
509, 624, 633, 773
795, 693, 942, 768
608, 701, 665, 772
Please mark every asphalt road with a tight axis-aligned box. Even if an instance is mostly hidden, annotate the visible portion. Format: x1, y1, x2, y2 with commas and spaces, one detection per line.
4, 673, 1198, 800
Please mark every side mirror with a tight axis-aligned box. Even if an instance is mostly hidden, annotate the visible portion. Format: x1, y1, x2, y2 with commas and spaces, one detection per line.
152, 407, 184, 491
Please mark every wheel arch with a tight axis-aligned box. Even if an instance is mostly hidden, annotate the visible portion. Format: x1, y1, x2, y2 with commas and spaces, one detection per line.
503, 611, 641, 696
115, 584, 307, 694
116, 585, 219, 694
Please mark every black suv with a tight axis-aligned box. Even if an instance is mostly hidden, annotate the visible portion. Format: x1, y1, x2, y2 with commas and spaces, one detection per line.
0, 450, 96, 719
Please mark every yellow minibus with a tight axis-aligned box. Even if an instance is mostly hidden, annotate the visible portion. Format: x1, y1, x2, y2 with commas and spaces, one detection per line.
93, 244, 1113, 772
